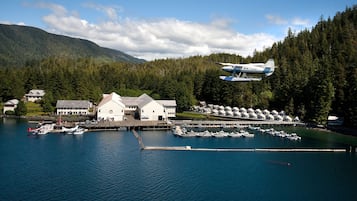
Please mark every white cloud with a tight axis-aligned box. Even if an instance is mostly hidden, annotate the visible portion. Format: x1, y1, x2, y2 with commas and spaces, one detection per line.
82, 3, 122, 21
266, 14, 288, 25
38, 3, 278, 60
266, 14, 312, 38
0, 20, 26, 26
291, 17, 310, 26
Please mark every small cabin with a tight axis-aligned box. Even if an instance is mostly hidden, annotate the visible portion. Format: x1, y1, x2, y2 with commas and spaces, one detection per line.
25, 89, 45, 102
3, 99, 19, 114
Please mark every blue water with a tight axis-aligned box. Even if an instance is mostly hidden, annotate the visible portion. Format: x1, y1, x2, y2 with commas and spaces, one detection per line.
1, 118, 356, 201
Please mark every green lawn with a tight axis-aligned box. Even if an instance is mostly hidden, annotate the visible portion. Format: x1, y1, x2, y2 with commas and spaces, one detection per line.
25, 102, 45, 116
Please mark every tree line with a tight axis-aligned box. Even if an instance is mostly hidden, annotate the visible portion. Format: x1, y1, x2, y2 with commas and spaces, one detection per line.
0, 6, 356, 127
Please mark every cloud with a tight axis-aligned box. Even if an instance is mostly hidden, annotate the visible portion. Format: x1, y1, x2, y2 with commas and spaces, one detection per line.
291, 17, 310, 26
38, 3, 278, 60
266, 14, 312, 37
82, 3, 122, 21
0, 20, 26, 26
266, 14, 288, 25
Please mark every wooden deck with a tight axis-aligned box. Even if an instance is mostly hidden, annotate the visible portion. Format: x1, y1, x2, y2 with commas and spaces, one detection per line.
82, 119, 173, 131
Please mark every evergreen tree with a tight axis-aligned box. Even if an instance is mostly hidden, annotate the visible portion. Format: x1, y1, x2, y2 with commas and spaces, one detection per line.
15, 101, 27, 116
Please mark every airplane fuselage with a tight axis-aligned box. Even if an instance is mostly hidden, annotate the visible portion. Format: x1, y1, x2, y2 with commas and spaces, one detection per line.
221, 63, 273, 76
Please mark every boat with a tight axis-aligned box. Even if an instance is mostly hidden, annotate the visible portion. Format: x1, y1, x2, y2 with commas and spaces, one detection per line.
173, 126, 183, 137
228, 131, 243, 138
286, 133, 302, 141
73, 127, 87, 135
62, 125, 79, 134
28, 123, 55, 135
183, 130, 197, 137
212, 130, 227, 138
200, 130, 213, 137
241, 131, 254, 138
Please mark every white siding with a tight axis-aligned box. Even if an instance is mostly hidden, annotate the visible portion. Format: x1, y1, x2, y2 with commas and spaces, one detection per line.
97, 101, 125, 121
140, 101, 166, 121
56, 108, 89, 115
165, 106, 176, 118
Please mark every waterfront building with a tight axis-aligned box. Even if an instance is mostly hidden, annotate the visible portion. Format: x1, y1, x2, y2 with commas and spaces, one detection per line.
97, 92, 176, 121
56, 100, 93, 115
24, 89, 45, 102
157, 100, 177, 118
97, 92, 125, 121
3, 99, 19, 114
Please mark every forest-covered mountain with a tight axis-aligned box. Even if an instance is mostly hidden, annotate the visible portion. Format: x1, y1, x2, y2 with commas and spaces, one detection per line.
0, 24, 144, 67
0, 6, 356, 127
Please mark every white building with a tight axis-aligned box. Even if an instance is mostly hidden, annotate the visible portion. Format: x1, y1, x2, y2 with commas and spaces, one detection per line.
56, 100, 92, 115
157, 100, 176, 118
3, 99, 19, 114
97, 92, 176, 121
97, 92, 125, 121
25, 89, 45, 102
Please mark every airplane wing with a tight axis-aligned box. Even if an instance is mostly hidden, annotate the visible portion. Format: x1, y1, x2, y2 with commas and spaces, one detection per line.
217, 62, 236, 66
219, 76, 262, 82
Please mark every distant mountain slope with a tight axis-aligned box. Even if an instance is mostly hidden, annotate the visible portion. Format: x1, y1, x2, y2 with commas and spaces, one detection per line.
0, 24, 144, 67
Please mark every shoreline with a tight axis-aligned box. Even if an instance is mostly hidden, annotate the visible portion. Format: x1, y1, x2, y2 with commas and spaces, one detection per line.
1, 115, 357, 138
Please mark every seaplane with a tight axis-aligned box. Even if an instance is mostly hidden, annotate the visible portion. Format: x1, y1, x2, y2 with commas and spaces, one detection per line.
62, 125, 79, 134
218, 59, 275, 82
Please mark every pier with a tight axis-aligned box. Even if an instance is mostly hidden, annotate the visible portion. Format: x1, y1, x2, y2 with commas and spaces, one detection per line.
143, 146, 346, 152
132, 130, 145, 149
82, 119, 173, 131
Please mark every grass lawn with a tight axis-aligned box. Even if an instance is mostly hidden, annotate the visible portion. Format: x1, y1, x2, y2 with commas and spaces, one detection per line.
25, 102, 45, 116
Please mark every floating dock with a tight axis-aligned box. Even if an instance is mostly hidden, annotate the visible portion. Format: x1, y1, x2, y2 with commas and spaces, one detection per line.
143, 146, 346, 152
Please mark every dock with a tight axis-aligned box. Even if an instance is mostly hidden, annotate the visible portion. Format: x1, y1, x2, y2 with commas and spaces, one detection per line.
82, 119, 173, 131
143, 146, 346, 152
79, 119, 304, 131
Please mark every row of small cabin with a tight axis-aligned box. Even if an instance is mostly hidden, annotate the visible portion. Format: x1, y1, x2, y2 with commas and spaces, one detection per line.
3, 90, 176, 122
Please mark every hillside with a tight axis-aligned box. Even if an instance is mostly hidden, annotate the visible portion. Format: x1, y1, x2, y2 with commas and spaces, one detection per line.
0, 24, 144, 67
0, 6, 356, 127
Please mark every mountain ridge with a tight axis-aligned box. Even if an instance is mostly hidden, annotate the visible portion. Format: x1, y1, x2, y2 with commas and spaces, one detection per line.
0, 24, 145, 67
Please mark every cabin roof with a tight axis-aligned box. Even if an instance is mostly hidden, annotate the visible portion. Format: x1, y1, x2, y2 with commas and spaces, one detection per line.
56, 100, 91, 109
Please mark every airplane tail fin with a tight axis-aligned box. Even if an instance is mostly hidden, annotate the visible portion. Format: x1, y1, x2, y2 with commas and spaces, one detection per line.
264, 59, 275, 76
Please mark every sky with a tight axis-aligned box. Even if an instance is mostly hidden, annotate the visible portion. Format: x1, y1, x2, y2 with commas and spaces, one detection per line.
1, 0, 355, 60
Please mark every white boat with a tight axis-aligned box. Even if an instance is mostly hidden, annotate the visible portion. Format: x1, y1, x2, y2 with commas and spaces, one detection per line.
228, 131, 243, 138
183, 130, 197, 137
173, 126, 184, 137
242, 131, 254, 138
36, 123, 55, 135
212, 130, 227, 138
201, 130, 213, 137
287, 133, 302, 141
73, 127, 87, 135
62, 125, 79, 134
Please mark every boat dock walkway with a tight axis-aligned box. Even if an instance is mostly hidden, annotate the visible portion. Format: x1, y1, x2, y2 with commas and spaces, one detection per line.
131, 130, 346, 152
144, 146, 346, 152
